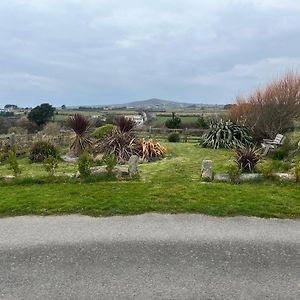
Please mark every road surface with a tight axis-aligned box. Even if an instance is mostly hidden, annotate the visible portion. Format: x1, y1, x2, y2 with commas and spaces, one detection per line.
0, 214, 299, 299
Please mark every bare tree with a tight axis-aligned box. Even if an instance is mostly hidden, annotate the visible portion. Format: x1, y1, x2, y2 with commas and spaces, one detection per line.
230, 72, 300, 140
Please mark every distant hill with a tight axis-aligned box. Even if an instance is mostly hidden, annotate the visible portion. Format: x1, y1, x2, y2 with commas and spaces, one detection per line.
69, 98, 223, 110
118, 98, 198, 109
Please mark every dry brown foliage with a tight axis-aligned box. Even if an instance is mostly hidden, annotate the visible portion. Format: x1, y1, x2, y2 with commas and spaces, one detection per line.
135, 139, 167, 160
230, 72, 300, 140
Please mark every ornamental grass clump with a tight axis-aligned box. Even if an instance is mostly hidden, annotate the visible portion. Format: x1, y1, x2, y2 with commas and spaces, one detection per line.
136, 139, 167, 160
201, 120, 252, 149
68, 114, 93, 156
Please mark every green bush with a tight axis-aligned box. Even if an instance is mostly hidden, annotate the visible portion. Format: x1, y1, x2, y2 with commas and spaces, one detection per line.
168, 132, 181, 143
196, 115, 209, 129
92, 124, 115, 139
43, 155, 59, 176
165, 113, 181, 129
7, 148, 21, 177
78, 152, 93, 177
201, 120, 252, 149
102, 153, 117, 174
29, 141, 59, 163
270, 148, 289, 160
258, 160, 291, 179
227, 164, 241, 184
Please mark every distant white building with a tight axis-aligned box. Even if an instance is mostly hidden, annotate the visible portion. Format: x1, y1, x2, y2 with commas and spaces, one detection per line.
125, 114, 144, 126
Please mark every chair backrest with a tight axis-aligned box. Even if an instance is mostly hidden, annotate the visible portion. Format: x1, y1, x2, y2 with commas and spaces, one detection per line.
274, 134, 284, 144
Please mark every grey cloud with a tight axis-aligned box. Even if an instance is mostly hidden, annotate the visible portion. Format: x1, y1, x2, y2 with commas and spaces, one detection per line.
0, 0, 300, 106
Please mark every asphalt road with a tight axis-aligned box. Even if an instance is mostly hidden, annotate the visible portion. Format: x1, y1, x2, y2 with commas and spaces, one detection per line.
0, 214, 299, 300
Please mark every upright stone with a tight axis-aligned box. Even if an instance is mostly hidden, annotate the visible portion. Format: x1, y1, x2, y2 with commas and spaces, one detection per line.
128, 155, 139, 177
201, 160, 213, 180
9, 133, 15, 147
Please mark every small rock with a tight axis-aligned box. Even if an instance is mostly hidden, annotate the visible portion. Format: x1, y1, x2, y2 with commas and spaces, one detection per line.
214, 173, 229, 182
61, 154, 78, 164
113, 166, 129, 176
90, 166, 107, 175
274, 173, 295, 181
239, 173, 261, 181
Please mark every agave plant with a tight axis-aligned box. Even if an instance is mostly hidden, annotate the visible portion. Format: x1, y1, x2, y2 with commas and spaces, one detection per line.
68, 114, 93, 156
201, 120, 252, 149
235, 146, 262, 172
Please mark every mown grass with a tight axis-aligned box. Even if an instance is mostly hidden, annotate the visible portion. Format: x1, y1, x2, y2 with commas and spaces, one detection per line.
0, 143, 299, 218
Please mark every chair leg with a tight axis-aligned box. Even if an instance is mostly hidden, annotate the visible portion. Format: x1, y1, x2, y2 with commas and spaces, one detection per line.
263, 145, 270, 156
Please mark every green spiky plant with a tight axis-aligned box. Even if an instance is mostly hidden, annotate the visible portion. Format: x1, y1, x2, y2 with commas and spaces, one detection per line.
235, 146, 262, 172
201, 120, 252, 149
68, 114, 93, 157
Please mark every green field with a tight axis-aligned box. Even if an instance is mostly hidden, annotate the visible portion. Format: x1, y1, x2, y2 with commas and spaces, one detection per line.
0, 143, 299, 218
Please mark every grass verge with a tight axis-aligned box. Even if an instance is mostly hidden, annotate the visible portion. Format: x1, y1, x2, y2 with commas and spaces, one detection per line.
0, 143, 299, 218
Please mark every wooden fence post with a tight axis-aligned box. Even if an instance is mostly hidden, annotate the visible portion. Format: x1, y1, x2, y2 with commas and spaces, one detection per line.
184, 128, 188, 143
149, 126, 152, 139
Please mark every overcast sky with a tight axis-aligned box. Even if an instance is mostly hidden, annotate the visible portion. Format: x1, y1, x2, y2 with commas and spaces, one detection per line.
0, 0, 300, 107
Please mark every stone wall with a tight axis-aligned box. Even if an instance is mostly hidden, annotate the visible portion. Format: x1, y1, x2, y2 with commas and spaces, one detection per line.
0, 131, 73, 155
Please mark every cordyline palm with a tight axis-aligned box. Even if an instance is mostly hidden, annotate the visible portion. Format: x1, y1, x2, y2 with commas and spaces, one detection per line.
235, 146, 262, 172
68, 114, 92, 156
115, 116, 136, 133
94, 116, 137, 162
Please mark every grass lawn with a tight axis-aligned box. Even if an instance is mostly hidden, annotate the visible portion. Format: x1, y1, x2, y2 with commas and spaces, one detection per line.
0, 143, 299, 218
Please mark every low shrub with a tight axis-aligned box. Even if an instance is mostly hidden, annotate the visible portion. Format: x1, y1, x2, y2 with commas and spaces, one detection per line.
227, 164, 241, 184
43, 155, 59, 176
196, 115, 209, 129
165, 113, 181, 129
235, 146, 262, 172
270, 148, 289, 160
7, 148, 21, 177
168, 132, 180, 143
92, 124, 114, 139
8, 127, 27, 134
29, 141, 59, 162
258, 160, 291, 179
102, 153, 117, 174
43, 122, 61, 136
78, 151, 93, 177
